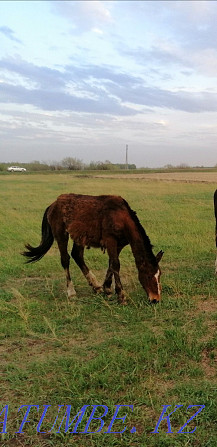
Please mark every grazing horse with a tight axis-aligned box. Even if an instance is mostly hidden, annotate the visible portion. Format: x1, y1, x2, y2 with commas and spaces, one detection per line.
214, 189, 217, 273
22, 194, 164, 304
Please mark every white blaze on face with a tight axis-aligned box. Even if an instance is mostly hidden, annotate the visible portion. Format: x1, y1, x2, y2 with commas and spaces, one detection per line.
154, 269, 161, 296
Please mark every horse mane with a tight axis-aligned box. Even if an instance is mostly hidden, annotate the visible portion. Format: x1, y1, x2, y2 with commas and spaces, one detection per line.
123, 199, 157, 265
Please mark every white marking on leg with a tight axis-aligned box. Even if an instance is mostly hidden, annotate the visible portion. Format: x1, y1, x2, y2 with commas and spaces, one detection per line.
86, 271, 103, 292
67, 282, 76, 298
118, 290, 127, 305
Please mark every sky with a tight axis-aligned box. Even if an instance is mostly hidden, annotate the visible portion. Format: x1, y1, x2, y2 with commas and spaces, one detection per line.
1, 1, 217, 168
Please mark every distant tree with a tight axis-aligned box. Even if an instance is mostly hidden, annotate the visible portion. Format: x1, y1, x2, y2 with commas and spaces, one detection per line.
88, 161, 98, 170
128, 164, 136, 170
164, 164, 174, 169
176, 163, 189, 169
27, 161, 50, 171
87, 160, 114, 170
61, 157, 83, 170
97, 161, 112, 170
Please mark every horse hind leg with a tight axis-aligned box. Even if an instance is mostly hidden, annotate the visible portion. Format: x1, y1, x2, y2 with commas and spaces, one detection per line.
56, 234, 76, 298
71, 243, 103, 293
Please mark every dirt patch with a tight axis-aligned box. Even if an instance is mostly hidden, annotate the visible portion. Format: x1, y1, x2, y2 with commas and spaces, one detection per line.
201, 348, 217, 379
2, 434, 53, 447
186, 299, 217, 342
1, 320, 108, 368
196, 299, 217, 313
94, 171, 217, 183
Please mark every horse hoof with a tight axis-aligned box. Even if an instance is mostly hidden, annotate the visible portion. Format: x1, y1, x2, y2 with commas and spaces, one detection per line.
94, 286, 103, 294
67, 284, 76, 298
120, 298, 127, 305
67, 292, 77, 299
118, 291, 128, 305
104, 286, 112, 295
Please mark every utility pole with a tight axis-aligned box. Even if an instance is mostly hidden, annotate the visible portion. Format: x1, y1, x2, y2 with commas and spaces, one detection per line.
125, 144, 128, 170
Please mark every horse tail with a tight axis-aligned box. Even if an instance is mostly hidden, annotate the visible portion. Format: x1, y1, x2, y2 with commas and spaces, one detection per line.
22, 206, 54, 263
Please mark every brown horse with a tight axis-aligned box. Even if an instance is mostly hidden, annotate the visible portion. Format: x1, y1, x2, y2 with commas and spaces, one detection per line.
22, 194, 163, 304
214, 189, 217, 273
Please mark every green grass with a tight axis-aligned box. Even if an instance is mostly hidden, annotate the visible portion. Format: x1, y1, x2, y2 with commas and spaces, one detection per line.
0, 173, 217, 446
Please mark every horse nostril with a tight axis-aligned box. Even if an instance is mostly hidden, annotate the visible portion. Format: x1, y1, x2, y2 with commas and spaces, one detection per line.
151, 299, 158, 305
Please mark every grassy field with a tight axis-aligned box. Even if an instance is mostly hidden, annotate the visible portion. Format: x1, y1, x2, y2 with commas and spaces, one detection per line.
0, 172, 217, 447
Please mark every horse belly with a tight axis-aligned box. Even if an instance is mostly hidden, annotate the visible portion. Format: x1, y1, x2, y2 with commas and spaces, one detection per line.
67, 220, 102, 248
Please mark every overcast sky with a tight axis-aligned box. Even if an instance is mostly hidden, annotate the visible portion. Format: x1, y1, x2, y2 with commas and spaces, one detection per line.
1, 1, 217, 167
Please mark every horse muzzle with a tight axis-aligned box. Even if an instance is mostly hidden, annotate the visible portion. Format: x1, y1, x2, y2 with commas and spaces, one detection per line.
148, 293, 161, 304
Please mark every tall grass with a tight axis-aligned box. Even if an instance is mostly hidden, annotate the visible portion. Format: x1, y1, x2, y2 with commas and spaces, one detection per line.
0, 173, 217, 446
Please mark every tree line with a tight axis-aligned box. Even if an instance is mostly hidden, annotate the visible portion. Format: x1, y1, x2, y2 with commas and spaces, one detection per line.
0, 158, 136, 172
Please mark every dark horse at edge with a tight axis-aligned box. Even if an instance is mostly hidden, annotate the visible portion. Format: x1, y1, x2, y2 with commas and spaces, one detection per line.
22, 194, 164, 304
214, 190, 217, 273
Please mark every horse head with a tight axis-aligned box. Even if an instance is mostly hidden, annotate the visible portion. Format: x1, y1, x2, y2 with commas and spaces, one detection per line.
138, 250, 164, 303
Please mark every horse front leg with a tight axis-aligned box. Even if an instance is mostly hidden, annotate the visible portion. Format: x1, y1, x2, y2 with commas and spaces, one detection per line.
113, 262, 127, 305
103, 259, 113, 297
215, 231, 217, 274
103, 245, 124, 298
71, 243, 103, 293
105, 240, 127, 305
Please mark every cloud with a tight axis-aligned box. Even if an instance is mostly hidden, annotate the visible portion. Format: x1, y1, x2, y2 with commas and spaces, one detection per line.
0, 81, 135, 116
121, 43, 184, 70
116, 1, 217, 79
91, 27, 103, 35
0, 26, 22, 44
0, 56, 68, 90
1, 55, 217, 115
51, 0, 113, 33
108, 82, 217, 113
121, 37, 217, 79
126, 0, 217, 47
0, 56, 140, 114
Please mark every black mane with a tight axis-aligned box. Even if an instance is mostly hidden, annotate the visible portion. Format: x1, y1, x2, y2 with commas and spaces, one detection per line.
123, 199, 157, 265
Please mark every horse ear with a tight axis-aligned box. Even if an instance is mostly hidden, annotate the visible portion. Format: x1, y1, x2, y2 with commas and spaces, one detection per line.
156, 250, 164, 263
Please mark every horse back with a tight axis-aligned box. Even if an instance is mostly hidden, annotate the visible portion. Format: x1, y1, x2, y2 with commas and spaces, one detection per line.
48, 193, 130, 248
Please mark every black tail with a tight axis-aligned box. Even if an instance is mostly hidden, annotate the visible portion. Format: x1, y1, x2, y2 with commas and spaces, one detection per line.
22, 206, 54, 263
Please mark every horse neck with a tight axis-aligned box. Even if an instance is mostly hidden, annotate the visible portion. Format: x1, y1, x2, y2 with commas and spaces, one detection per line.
126, 220, 155, 270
